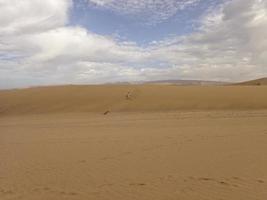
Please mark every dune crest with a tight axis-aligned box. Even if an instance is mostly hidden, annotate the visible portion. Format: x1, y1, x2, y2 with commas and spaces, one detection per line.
235, 77, 267, 86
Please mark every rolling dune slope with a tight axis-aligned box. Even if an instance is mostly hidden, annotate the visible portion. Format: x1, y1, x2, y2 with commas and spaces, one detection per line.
236, 77, 267, 86
0, 85, 267, 115
1, 85, 267, 200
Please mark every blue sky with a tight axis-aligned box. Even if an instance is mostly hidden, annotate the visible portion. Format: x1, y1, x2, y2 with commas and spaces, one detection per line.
0, 0, 267, 88
70, 0, 223, 44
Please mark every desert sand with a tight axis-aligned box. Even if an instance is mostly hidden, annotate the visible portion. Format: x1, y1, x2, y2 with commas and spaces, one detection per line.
1, 85, 267, 200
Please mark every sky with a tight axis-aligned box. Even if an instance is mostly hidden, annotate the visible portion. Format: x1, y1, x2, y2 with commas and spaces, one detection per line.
0, 0, 267, 88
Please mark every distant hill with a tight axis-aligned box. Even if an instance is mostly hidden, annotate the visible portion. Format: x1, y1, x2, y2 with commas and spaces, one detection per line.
107, 79, 229, 86
235, 78, 267, 86
142, 79, 228, 86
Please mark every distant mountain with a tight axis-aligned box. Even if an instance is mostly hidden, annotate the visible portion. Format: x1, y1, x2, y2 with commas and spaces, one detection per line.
104, 80, 229, 86
142, 79, 229, 86
235, 78, 267, 86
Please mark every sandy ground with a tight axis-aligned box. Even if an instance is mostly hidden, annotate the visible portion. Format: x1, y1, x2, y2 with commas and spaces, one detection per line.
1, 110, 267, 200
1, 85, 267, 199
1, 85, 267, 115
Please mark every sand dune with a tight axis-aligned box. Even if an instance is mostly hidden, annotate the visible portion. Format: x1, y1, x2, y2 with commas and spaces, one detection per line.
236, 77, 267, 86
1, 85, 267, 116
1, 84, 267, 200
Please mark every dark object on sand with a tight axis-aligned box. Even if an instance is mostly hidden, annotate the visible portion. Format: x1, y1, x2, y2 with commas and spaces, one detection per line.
103, 110, 110, 115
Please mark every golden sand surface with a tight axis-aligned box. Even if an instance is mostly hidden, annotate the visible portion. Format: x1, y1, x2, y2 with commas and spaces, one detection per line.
1, 85, 267, 200
1, 85, 267, 115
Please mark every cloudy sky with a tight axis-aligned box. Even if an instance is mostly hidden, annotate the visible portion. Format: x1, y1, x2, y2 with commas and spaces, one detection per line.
0, 0, 267, 88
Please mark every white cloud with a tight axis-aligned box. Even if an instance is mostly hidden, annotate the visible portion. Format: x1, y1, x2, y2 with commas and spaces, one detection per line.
88, 0, 200, 25
0, 0, 267, 89
0, 0, 71, 36
146, 0, 267, 81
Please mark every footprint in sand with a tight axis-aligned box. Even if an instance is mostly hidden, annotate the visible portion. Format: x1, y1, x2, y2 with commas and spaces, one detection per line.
0, 188, 16, 198
59, 191, 78, 196
198, 177, 214, 181
257, 179, 264, 184
129, 183, 146, 186
218, 181, 230, 186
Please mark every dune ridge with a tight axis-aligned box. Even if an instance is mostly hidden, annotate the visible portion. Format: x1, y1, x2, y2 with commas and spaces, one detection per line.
235, 77, 267, 86
1, 85, 267, 116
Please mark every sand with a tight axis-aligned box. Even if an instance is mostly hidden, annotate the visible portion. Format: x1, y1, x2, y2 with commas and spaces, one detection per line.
1, 85, 267, 200
1, 85, 267, 115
